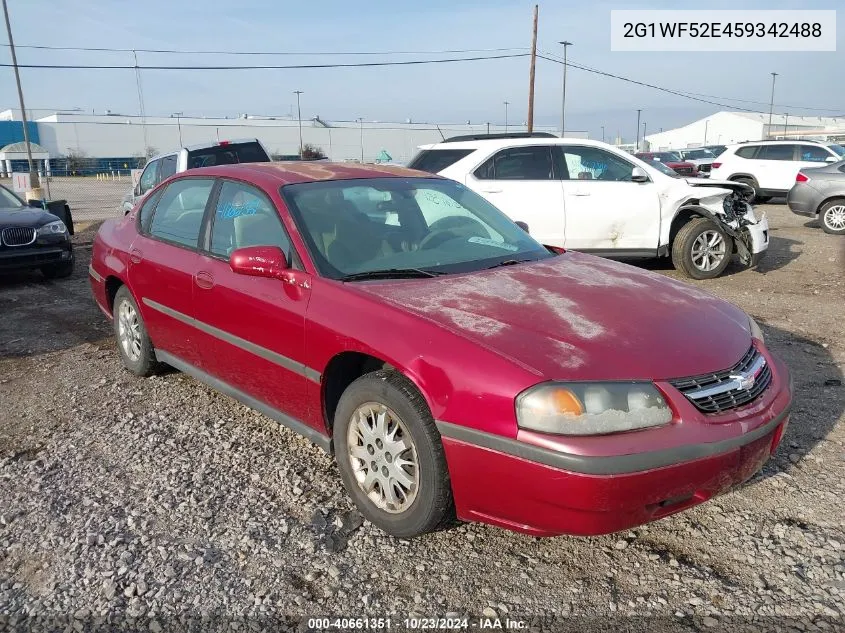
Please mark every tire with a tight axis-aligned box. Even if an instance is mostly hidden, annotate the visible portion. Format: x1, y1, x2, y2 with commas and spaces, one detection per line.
732, 176, 761, 203
41, 259, 74, 279
333, 369, 454, 538
672, 217, 733, 280
819, 199, 845, 235
112, 285, 159, 376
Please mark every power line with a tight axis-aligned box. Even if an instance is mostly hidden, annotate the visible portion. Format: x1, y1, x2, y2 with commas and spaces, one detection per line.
0, 42, 529, 56
0, 52, 529, 71
538, 51, 844, 116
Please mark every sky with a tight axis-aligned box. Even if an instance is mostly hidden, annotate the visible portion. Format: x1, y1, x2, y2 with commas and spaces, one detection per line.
0, 0, 842, 143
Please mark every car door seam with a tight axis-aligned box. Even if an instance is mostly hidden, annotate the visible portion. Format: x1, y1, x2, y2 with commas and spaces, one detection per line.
141, 297, 321, 383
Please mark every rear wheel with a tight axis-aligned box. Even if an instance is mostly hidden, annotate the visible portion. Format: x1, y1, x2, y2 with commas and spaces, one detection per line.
732, 176, 762, 203
113, 286, 159, 376
672, 217, 733, 279
819, 199, 845, 235
333, 370, 454, 538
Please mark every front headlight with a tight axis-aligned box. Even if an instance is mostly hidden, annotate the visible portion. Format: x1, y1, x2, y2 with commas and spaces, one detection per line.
749, 317, 765, 343
516, 382, 673, 436
37, 220, 68, 236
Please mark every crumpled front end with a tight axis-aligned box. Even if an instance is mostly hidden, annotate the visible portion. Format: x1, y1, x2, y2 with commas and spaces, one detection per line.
696, 188, 769, 267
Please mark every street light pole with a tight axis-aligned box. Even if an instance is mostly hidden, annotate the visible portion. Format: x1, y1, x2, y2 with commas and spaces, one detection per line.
635, 109, 642, 151
504, 101, 509, 131
783, 112, 789, 138
357, 118, 364, 163
558, 40, 572, 137
767, 72, 778, 138
293, 90, 304, 158
600, 126, 605, 143
2, 0, 39, 190
173, 112, 183, 146
642, 122, 647, 149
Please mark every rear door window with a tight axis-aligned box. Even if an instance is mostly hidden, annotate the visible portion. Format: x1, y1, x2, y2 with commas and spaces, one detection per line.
187, 142, 270, 169
474, 146, 554, 180
758, 145, 797, 161
407, 149, 474, 173
148, 179, 215, 248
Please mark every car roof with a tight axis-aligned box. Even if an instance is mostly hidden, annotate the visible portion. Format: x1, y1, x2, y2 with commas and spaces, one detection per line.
147, 138, 265, 161
179, 161, 436, 186
420, 137, 618, 151
728, 139, 831, 147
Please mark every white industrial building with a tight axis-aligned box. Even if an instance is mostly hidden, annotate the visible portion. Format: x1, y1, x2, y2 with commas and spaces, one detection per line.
0, 109, 563, 165
644, 111, 845, 151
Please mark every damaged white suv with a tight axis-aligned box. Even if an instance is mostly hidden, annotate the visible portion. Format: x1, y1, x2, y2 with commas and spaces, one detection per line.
409, 134, 769, 279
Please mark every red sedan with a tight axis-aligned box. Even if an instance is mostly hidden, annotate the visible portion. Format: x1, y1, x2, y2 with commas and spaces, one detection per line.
635, 151, 700, 177
89, 163, 791, 538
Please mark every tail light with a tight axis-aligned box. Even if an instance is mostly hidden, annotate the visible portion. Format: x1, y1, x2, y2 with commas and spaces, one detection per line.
711, 162, 722, 169
218, 140, 230, 146
796, 172, 809, 182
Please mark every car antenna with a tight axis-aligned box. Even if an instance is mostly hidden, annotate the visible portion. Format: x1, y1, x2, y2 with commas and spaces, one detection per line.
435, 124, 445, 141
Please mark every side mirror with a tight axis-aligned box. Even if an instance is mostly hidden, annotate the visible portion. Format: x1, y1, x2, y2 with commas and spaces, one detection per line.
230, 246, 289, 279
825, 156, 838, 163
631, 167, 649, 183
515, 220, 530, 233
134, 183, 142, 196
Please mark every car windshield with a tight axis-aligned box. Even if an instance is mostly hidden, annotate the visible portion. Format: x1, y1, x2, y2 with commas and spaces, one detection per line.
682, 149, 715, 160
653, 152, 682, 162
282, 177, 552, 280
827, 144, 845, 157
0, 185, 24, 208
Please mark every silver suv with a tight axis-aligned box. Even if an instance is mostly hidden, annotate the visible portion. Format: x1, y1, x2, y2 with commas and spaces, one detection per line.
122, 139, 271, 213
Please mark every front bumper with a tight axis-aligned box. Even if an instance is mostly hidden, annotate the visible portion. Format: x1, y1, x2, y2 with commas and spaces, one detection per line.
440, 347, 791, 537
0, 242, 73, 271
744, 213, 769, 259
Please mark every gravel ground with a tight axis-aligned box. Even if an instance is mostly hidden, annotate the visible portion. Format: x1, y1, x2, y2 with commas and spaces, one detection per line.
0, 204, 843, 632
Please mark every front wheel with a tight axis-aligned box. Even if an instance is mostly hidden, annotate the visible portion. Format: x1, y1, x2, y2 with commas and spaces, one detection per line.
333, 370, 454, 538
672, 217, 733, 279
819, 199, 845, 235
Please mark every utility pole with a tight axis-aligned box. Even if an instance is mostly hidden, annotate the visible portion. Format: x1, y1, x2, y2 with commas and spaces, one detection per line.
704, 120, 709, 145
293, 90, 304, 157
642, 122, 647, 149
526, 5, 538, 133
2, 0, 39, 191
767, 72, 778, 138
600, 126, 605, 143
635, 109, 642, 151
504, 101, 510, 131
173, 112, 183, 146
132, 50, 149, 159
783, 112, 789, 138
559, 40, 572, 137
357, 118, 364, 162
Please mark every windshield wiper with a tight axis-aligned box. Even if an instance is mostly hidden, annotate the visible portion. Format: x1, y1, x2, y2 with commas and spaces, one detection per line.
340, 268, 446, 282
485, 258, 533, 270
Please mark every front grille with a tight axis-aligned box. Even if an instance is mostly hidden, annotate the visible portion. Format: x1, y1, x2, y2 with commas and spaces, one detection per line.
669, 346, 772, 414
675, 166, 693, 175
699, 164, 712, 173
2, 227, 37, 247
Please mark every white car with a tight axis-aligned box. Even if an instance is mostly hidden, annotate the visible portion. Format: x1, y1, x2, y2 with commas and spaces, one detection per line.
122, 139, 271, 213
409, 134, 769, 279
710, 140, 845, 202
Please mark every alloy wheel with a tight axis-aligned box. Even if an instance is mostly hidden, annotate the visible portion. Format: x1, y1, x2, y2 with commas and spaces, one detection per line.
117, 301, 142, 362
346, 402, 419, 514
691, 230, 727, 272
823, 204, 845, 231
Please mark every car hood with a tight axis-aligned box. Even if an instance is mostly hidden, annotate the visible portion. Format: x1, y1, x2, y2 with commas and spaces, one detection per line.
353, 252, 752, 381
0, 207, 60, 229
683, 178, 752, 195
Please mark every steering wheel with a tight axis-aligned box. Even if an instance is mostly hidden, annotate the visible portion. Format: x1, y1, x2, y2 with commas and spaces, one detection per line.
419, 216, 489, 250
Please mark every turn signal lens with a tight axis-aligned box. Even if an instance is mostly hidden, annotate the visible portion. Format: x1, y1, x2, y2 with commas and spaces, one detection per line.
549, 388, 585, 416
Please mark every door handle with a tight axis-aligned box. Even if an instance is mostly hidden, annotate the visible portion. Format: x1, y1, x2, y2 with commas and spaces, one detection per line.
569, 190, 591, 196
481, 189, 502, 194
195, 270, 214, 290
129, 248, 143, 264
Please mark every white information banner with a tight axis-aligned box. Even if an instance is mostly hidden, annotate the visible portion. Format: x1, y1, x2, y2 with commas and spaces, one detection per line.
611, 10, 836, 52
11, 172, 31, 193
